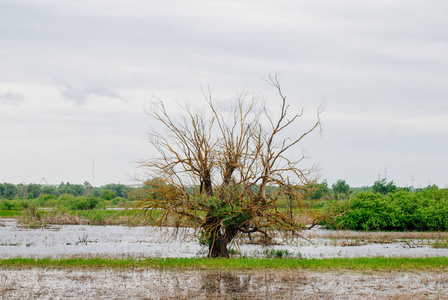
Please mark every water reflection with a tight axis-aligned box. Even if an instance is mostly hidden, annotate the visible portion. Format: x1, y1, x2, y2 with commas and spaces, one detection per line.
201, 271, 253, 297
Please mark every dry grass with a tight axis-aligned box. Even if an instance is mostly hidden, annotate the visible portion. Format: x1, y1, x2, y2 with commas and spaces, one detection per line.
301, 230, 448, 248
306, 230, 448, 243
18, 211, 139, 228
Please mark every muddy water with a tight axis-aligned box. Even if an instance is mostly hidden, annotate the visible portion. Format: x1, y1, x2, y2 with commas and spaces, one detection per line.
1, 268, 448, 299
2, 221, 448, 299
1, 221, 448, 259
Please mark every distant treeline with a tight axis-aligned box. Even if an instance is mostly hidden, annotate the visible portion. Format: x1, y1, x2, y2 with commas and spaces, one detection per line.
0, 182, 137, 200
0, 178, 436, 201
303, 178, 424, 202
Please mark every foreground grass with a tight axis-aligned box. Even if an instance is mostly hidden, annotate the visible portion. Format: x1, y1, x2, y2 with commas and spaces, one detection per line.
1, 257, 448, 272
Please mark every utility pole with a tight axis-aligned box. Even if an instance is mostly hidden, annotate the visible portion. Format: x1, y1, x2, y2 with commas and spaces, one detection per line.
410, 175, 416, 187
384, 166, 388, 181
92, 158, 95, 187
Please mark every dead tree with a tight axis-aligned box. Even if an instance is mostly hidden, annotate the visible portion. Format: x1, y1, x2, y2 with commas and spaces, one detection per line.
133, 75, 323, 257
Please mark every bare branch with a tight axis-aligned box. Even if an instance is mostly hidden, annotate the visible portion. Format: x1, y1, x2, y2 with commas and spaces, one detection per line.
134, 76, 324, 257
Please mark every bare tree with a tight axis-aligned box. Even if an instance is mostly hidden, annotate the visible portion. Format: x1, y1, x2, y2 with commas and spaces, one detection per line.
133, 75, 323, 257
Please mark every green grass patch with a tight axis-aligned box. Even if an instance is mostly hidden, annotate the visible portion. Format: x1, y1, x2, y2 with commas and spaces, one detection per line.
1, 257, 448, 271
431, 241, 448, 249
0, 210, 22, 217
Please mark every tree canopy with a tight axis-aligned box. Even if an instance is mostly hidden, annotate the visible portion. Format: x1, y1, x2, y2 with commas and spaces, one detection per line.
372, 179, 397, 195
133, 75, 323, 257
332, 179, 350, 199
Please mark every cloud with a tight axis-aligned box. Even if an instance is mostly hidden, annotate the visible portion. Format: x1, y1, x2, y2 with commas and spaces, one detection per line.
1, 1, 447, 187
55, 78, 123, 105
0, 92, 25, 105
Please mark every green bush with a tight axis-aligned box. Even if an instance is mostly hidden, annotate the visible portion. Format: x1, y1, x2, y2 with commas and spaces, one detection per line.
56, 194, 104, 211
57, 194, 76, 208
100, 189, 116, 200
110, 197, 126, 206
70, 197, 99, 210
34, 194, 58, 207
0, 199, 28, 210
323, 189, 448, 231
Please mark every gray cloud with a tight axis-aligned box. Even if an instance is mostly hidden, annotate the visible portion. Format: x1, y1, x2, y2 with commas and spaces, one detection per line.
55, 79, 123, 105
1, 0, 448, 187
0, 92, 25, 105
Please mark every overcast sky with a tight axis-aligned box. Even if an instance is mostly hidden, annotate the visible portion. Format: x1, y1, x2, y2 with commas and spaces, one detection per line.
1, 0, 447, 188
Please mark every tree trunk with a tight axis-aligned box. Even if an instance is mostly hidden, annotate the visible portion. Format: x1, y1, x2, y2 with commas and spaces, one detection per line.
208, 236, 230, 258
207, 228, 237, 258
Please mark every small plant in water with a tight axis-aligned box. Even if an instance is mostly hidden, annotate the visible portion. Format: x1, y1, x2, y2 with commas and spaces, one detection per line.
228, 248, 239, 256
431, 240, 448, 249
76, 233, 89, 245
263, 249, 292, 258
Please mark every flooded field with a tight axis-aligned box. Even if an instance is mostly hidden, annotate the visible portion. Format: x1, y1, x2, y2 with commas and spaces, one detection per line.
2, 220, 448, 299
2, 268, 448, 299
0, 220, 447, 259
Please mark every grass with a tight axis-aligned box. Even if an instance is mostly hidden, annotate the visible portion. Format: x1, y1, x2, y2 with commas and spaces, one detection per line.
0, 210, 22, 217
431, 241, 448, 248
308, 231, 448, 240
1, 257, 448, 272
306, 231, 448, 248
18, 208, 144, 228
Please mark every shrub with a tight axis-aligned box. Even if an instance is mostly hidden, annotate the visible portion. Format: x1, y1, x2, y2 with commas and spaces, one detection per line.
34, 194, 58, 207
56, 194, 104, 211
0, 199, 27, 210
100, 189, 116, 200
70, 196, 103, 210
110, 197, 126, 206
323, 189, 448, 231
